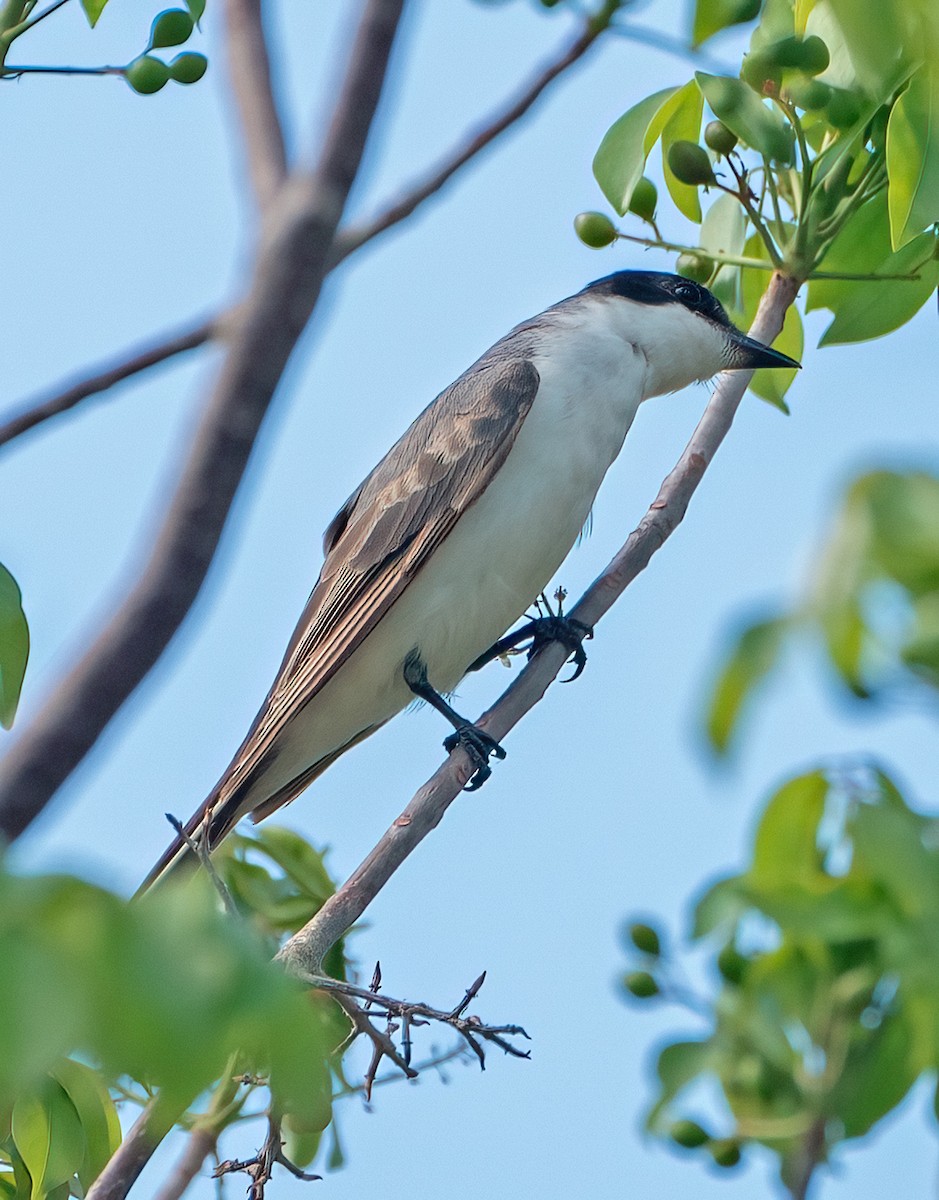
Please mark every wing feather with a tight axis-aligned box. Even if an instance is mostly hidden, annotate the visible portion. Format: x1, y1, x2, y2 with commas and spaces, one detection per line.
213, 356, 540, 808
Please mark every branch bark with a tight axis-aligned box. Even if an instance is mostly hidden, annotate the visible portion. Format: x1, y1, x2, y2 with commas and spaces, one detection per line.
85, 1102, 179, 1200
149, 1128, 218, 1200
277, 270, 803, 977
0, 0, 407, 842
222, 0, 288, 211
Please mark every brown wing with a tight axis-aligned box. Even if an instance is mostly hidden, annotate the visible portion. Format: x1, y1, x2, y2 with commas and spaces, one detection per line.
234, 356, 540, 777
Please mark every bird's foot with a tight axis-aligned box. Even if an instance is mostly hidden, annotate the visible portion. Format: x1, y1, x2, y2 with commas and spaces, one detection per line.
443, 724, 507, 791
527, 588, 593, 681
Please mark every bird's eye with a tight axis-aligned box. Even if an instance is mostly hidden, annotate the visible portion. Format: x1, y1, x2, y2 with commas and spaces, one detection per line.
674, 282, 698, 302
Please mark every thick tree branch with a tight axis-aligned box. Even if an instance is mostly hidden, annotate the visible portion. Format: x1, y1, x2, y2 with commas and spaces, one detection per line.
0, 315, 215, 450
332, 13, 607, 264
150, 1127, 218, 1200
85, 1101, 179, 1200
278, 271, 803, 977
222, 0, 287, 210
0, 12, 612, 449
0, 0, 407, 843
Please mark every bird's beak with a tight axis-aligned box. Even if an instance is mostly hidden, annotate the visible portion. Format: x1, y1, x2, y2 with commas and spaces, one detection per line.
725, 329, 801, 371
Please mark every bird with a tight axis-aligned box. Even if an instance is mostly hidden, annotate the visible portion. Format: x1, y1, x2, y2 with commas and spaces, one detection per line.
141, 269, 798, 889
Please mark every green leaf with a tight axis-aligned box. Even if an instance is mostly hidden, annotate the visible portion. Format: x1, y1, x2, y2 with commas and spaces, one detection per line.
704, 615, 789, 754
750, 302, 803, 408
850, 801, 939, 919
79, 0, 109, 27
692, 875, 750, 938
692, 0, 762, 47
822, 0, 918, 94
49, 1059, 121, 1190
185, 0, 206, 22
696, 72, 793, 162
593, 87, 681, 215
749, 771, 829, 894
818, 230, 939, 345
148, 9, 194, 49
887, 67, 939, 248
661, 81, 705, 221
819, 598, 868, 694
646, 1040, 713, 1131
807, 192, 891, 313
0, 563, 29, 730
829, 1007, 918, 1137
11, 1081, 84, 1199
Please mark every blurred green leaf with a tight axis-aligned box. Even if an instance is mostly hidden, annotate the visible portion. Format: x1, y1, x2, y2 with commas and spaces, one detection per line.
646, 1040, 713, 1131
704, 615, 789, 754
692, 0, 762, 47
696, 72, 793, 162
822, 0, 918, 92
185, 0, 205, 20
11, 1080, 84, 1200
0, 563, 29, 731
661, 81, 705, 222
49, 1059, 120, 1190
700, 192, 746, 311
887, 67, 939, 248
749, 771, 829, 893
830, 1007, 918, 1136
593, 87, 681, 215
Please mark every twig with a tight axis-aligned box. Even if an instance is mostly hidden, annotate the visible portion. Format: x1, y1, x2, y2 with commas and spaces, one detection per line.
788, 1115, 827, 1200
330, 11, 609, 264
222, 0, 287, 210
165, 811, 239, 918
302, 971, 532, 1079
213, 1115, 320, 1199
0, 315, 215, 450
150, 1126, 219, 1200
277, 270, 803, 978
0, 0, 407, 845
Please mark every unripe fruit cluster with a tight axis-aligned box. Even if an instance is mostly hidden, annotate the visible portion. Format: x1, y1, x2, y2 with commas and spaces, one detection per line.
123, 8, 207, 95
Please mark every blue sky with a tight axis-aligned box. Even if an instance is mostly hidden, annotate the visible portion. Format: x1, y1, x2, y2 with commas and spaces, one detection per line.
4, 1, 938, 1197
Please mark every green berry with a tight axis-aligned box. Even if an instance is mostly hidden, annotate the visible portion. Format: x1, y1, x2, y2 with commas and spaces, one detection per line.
125, 55, 170, 95
785, 77, 831, 111
168, 52, 208, 84
800, 35, 830, 75
667, 141, 715, 186
671, 1120, 710, 1149
149, 8, 194, 49
741, 52, 782, 95
628, 177, 658, 222
717, 944, 748, 985
624, 970, 659, 999
704, 120, 738, 156
574, 211, 617, 248
827, 88, 863, 129
628, 923, 661, 956
676, 252, 714, 284
710, 1139, 742, 1168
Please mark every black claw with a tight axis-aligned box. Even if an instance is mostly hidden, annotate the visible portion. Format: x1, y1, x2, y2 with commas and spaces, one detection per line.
529, 615, 593, 681
443, 724, 506, 790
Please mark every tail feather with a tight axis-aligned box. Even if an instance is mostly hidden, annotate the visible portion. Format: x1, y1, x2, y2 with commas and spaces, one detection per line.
135, 722, 385, 896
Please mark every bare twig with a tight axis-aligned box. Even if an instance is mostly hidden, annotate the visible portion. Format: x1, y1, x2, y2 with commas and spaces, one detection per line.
165, 811, 239, 918
0, 0, 407, 845
0, 315, 215, 450
303, 972, 531, 1078
150, 1126, 219, 1200
332, 13, 607, 264
213, 1115, 320, 1200
222, 0, 287, 210
277, 271, 803, 977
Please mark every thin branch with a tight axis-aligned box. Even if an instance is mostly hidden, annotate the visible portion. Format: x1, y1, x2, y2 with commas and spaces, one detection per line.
331, 11, 609, 264
86, 1100, 180, 1200
0, 315, 215, 450
222, 0, 287, 210
213, 1115, 319, 1200
788, 1115, 827, 1200
277, 271, 803, 978
150, 1126, 219, 1200
0, 0, 407, 838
